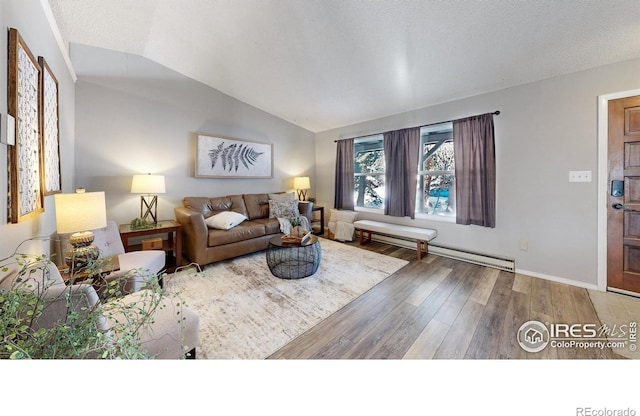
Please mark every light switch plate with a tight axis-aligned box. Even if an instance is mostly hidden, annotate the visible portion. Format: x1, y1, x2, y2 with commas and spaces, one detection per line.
0, 114, 15, 145
569, 170, 592, 182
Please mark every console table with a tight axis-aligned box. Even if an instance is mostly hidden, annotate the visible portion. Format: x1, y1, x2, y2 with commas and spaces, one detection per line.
118, 220, 182, 273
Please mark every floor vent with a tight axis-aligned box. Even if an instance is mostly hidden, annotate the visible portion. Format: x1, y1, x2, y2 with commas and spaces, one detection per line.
361, 232, 516, 273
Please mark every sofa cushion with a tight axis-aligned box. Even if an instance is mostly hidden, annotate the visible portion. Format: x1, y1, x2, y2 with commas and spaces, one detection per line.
269, 199, 300, 219
251, 217, 281, 235
182, 197, 213, 217
268, 192, 295, 202
205, 211, 247, 230
243, 193, 270, 220
183, 195, 249, 218
207, 221, 266, 247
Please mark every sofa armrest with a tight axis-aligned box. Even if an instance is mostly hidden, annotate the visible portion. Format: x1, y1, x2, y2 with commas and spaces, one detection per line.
174, 206, 209, 266
298, 201, 313, 224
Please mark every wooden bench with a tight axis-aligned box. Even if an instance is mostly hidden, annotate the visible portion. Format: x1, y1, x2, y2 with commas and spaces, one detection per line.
353, 220, 437, 260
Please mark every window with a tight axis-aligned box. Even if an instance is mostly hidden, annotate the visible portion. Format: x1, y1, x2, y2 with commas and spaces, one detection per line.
354, 135, 385, 209
417, 123, 455, 217
352, 122, 456, 217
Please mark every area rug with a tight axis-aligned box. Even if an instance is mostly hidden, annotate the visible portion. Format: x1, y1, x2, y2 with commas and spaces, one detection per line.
162, 237, 408, 359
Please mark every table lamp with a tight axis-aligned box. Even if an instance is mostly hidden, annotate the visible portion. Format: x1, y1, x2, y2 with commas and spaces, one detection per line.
293, 176, 311, 201
54, 191, 107, 269
131, 174, 165, 224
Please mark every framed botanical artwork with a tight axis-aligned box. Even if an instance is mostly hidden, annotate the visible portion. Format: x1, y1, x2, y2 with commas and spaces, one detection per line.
7, 28, 44, 223
195, 133, 273, 178
38, 56, 62, 195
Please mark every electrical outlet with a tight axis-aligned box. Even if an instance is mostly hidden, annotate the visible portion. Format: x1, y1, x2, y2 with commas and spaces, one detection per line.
569, 170, 592, 183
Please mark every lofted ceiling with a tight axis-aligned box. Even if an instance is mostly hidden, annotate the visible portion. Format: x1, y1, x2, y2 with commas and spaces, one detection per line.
48, 0, 640, 133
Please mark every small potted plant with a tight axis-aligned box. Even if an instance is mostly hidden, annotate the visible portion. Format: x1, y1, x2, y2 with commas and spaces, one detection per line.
289, 217, 305, 237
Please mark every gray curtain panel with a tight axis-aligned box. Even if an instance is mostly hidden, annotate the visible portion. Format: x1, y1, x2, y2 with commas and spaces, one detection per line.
383, 127, 420, 219
334, 138, 355, 210
453, 113, 496, 227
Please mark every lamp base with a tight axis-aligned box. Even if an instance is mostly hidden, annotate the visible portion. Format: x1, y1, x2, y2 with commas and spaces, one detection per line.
296, 189, 308, 201
65, 231, 100, 270
140, 195, 158, 224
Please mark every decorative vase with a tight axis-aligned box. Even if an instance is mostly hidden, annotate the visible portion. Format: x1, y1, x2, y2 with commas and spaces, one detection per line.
290, 226, 305, 237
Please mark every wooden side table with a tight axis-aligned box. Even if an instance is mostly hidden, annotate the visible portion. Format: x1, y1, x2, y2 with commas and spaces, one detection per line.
118, 220, 183, 273
58, 255, 120, 295
311, 206, 324, 235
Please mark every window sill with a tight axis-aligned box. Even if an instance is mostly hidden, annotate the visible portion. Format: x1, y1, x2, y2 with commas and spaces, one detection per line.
354, 207, 457, 223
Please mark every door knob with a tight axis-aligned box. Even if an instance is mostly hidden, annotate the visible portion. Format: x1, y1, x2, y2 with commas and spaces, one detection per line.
612, 203, 624, 210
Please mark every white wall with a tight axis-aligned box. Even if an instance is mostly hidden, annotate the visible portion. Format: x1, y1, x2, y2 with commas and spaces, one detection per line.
0, 0, 76, 260
72, 45, 316, 225
315, 57, 640, 288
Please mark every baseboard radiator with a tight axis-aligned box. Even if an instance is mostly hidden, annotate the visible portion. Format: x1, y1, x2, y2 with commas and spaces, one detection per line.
358, 231, 516, 273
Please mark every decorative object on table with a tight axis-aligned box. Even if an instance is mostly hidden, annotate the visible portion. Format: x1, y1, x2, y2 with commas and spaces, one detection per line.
288, 216, 306, 237
38, 56, 61, 196
195, 132, 273, 178
293, 176, 311, 201
308, 197, 316, 203
7, 28, 44, 223
130, 217, 155, 230
141, 237, 163, 250
130, 173, 165, 224
54, 191, 107, 269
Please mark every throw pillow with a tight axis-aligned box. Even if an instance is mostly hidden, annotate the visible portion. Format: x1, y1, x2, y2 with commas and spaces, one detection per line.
269, 199, 299, 219
329, 209, 358, 224
268, 192, 295, 202
205, 211, 247, 230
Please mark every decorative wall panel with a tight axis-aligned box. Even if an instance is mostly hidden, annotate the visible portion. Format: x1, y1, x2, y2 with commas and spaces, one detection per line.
7, 28, 43, 223
39, 57, 61, 195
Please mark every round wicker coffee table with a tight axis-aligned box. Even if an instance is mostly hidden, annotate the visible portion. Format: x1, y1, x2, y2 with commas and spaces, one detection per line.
266, 235, 322, 279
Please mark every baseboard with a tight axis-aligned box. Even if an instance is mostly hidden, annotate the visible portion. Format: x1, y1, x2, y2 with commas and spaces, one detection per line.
515, 268, 600, 291
359, 231, 515, 272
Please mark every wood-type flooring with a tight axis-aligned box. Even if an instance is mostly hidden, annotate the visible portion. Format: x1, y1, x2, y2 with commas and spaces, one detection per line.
269, 239, 640, 359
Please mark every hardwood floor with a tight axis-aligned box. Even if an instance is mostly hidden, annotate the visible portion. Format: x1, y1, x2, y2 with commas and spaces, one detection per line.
269, 239, 640, 359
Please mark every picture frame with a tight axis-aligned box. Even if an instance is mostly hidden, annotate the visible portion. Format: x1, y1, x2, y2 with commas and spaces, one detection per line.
7, 28, 44, 223
38, 56, 62, 195
195, 132, 273, 178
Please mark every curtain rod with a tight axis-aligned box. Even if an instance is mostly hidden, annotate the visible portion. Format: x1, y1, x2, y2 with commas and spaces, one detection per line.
333, 110, 500, 142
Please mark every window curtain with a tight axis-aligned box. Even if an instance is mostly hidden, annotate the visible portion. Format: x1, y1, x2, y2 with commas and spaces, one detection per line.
383, 127, 420, 219
334, 138, 355, 210
453, 113, 496, 227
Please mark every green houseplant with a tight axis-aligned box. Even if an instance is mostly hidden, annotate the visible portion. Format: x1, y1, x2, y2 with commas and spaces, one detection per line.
0, 243, 189, 359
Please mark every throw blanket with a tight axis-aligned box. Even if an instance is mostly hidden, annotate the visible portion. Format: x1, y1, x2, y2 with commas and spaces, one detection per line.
277, 216, 311, 235
330, 221, 355, 241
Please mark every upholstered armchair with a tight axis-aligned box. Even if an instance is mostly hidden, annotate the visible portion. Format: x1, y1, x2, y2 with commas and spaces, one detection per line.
0, 258, 199, 359
52, 220, 166, 295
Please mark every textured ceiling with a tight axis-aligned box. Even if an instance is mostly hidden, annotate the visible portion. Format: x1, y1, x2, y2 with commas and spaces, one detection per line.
48, 0, 640, 133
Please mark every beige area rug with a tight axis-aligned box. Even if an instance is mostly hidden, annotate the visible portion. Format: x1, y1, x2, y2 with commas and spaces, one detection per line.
163, 237, 408, 359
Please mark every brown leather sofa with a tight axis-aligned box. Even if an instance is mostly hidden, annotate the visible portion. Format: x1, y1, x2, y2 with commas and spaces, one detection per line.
174, 193, 312, 267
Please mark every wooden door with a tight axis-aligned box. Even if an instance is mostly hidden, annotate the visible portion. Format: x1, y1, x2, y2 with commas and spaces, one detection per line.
608, 95, 640, 295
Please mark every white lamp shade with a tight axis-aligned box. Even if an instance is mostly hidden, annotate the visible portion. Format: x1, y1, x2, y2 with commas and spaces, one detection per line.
293, 176, 311, 190
54, 192, 107, 234
131, 174, 166, 194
